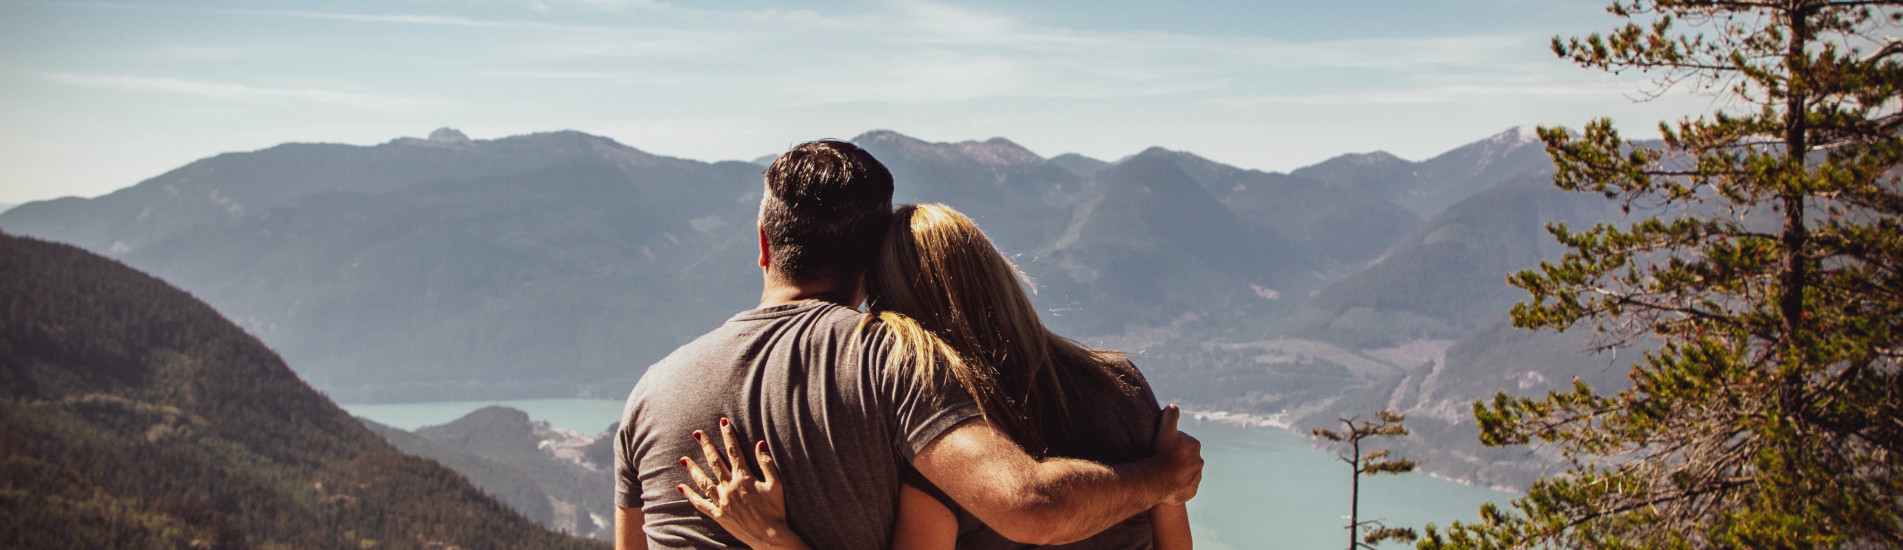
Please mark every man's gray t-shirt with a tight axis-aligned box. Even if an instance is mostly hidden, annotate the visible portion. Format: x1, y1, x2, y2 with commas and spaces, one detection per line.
616, 300, 982, 548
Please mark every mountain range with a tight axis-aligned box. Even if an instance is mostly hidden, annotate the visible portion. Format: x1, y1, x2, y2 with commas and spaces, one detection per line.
1, 125, 1635, 489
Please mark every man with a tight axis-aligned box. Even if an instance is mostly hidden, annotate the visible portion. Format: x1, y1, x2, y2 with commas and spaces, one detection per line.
615, 139, 1202, 548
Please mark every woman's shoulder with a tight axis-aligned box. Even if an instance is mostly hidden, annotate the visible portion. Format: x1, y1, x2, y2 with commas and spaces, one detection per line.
1045, 359, 1161, 462
1067, 353, 1159, 410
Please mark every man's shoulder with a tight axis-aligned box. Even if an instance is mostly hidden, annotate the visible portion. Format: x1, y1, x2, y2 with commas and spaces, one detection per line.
631, 301, 881, 394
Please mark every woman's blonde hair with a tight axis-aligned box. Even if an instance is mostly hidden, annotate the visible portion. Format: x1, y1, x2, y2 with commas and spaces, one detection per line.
864, 203, 1138, 456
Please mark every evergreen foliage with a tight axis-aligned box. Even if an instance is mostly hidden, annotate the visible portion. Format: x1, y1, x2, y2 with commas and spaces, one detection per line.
1420, 1, 1903, 548
0, 232, 605, 549
1313, 410, 1420, 549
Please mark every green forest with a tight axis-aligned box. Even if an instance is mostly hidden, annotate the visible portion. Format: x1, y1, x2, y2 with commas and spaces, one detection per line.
0, 232, 606, 549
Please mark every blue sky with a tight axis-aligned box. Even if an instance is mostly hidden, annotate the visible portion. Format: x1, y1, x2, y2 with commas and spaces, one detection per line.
0, 0, 1715, 204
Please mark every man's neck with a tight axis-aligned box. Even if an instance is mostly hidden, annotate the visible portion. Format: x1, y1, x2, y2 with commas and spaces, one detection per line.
759, 277, 860, 309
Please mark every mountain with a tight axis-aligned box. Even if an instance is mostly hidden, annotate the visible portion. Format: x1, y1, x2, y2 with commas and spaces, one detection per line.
3, 130, 767, 403
1087, 140, 1623, 476
1292, 126, 1553, 217
1262, 166, 1639, 491
1281, 169, 1621, 348
0, 231, 604, 549
1286, 150, 1419, 202
1300, 316, 1644, 489
2, 129, 666, 255
1028, 149, 1318, 337
1049, 153, 1112, 178
1, 125, 1618, 487
363, 418, 562, 527
363, 407, 616, 540
1140, 147, 1422, 268
854, 130, 1093, 257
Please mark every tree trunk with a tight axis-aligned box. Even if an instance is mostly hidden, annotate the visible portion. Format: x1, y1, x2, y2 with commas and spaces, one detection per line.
1349, 436, 1361, 550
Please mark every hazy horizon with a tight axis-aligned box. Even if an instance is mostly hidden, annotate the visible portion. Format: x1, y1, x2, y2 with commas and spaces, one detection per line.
1, 0, 1715, 205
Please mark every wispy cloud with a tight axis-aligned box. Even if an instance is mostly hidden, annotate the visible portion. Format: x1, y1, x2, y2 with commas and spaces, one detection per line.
158, 0, 1568, 111
516, 0, 672, 13
467, 69, 630, 80
40, 73, 448, 112
257, 9, 635, 32
1217, 82, 1643, 106
144, 45, 267, 61
271, 11, 521, 28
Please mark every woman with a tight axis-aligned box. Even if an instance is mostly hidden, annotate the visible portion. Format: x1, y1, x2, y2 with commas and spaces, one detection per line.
681, 203, 1193, 549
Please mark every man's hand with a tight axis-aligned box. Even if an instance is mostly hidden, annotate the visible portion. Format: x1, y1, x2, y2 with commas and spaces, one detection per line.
1152, 405, 1203, 505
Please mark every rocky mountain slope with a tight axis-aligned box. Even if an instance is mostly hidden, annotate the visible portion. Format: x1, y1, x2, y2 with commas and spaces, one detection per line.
363, 407, 617, 540
359, 407, 612, 540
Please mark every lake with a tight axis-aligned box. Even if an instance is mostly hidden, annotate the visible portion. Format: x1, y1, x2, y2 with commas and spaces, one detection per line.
343, 399, 1513, 549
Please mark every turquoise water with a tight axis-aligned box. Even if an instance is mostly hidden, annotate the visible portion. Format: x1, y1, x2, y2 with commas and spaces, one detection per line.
1179, 419, 1511, 549
343, 399, 1513, 549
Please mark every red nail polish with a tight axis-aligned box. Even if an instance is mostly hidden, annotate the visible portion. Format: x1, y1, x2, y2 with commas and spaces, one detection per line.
676, 485, 687, 494
720, 418, 729, 427
757, 441, 768, 453
679, 457, 688, 465
693, 430, 703, 440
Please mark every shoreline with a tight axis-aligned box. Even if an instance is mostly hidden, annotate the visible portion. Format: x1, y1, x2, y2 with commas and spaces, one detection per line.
1182, 408, 1290, 429
1181, 407, 1520, 494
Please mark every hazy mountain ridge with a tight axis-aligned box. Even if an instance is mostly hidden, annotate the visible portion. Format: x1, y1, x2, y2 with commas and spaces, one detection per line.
1, 130, 679, 258
1292, 126, 1552, 217
856, 130, 1094, 256
1, 126, 1633, 489
0, 232, 603, 548
1147, 146, 1423, 267
13, 137, 768, 402
1027, 151, 1314, 337
1048, 153, 1112, 178
1282, 169, 1622, 348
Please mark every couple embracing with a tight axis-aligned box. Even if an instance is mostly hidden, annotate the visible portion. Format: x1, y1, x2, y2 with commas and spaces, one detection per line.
615, 140, 1203, 549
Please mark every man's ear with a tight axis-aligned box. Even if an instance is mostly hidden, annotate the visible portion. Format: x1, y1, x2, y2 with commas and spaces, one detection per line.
757, 224, 770, 269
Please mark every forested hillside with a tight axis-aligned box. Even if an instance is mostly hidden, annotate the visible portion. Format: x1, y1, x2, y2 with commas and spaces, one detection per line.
0, 232, 604, 549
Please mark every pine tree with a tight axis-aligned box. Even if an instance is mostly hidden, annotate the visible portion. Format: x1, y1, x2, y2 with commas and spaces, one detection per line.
1313, 410, 1419, 550
1418, 1, 1903, 548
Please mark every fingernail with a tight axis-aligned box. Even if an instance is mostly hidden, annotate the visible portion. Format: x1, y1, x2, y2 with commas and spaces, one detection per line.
720, 418, 729, 427
679, 457, 688, 465
676, 485, 687, 494
693, 430, 703, 440
757, 441, 768, 453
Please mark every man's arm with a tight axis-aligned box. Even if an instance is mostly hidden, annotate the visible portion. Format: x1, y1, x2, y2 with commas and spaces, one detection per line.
910, 405, 1202, 545
615, 506, 644, 550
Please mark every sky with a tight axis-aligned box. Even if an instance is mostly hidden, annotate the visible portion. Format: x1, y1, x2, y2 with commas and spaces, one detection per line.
0, 0, 1720, 205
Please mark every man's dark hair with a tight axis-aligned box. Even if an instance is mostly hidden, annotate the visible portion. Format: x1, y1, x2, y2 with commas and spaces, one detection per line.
761, 139, 894, 285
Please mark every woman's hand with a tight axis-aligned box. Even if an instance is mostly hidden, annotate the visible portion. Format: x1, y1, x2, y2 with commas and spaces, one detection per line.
679, 418, 810, 550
